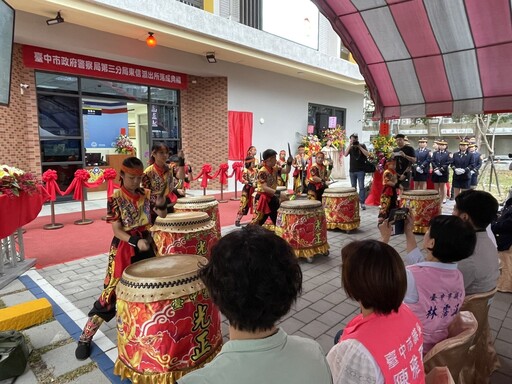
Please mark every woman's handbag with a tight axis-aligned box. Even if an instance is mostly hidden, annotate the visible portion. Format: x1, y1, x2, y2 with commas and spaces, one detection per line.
0, 330, 30, 380
363, 160, 376, 173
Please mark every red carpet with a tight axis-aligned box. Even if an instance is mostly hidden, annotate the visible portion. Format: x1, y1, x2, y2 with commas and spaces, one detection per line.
23, 193, 249, 268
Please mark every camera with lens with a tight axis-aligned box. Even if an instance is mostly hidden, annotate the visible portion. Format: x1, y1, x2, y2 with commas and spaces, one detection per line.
352, 140, 359, 146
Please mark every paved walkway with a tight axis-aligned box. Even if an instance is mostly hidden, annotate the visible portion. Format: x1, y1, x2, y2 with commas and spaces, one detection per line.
1, 183, 511, 383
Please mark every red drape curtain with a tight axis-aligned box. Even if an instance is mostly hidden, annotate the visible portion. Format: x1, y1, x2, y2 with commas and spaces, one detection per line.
228, 111, 253, 161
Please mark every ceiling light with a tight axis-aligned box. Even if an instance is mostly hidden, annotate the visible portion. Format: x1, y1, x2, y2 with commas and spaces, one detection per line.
46, 11, 64, 26
146, 32, 157, 47
206, 52, 217, 64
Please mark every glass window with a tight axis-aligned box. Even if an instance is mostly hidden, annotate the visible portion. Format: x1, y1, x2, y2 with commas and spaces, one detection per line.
38, 95, 81, 137
41, 139, 82, 162
150, 87, 179, 105
36, 72, 79, 94
81, 78, 148, 101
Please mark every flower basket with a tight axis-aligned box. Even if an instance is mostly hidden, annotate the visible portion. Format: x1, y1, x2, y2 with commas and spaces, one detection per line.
301, 134, 322, 156
321, 125, 346, 150
114, 134, 136, 155
368, 135, 396, 172
0, 165, 39, 198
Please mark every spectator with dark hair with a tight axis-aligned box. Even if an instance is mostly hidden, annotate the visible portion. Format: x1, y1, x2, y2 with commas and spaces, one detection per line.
327, 240, 425, 384
453, 190, 500, 294
344, 133, 370, 210
392, 133, 416, 191
179, 226, 332, 384
380, 215, 476, 354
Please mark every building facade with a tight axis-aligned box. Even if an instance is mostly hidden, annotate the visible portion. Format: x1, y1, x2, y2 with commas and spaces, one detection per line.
0, 0, 365, 193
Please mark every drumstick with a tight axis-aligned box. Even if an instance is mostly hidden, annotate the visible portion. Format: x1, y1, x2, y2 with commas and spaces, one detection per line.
288, 142, 292, 158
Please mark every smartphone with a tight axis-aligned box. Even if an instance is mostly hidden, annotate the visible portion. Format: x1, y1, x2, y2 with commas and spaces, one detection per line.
389, 207, 409, 236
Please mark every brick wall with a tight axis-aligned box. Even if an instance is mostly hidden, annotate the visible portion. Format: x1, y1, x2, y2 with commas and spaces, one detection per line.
181, 76, 228, 190
0, 44, 40, 177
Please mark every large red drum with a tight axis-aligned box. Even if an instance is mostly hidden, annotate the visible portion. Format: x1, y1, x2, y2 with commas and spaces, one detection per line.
400, 190, 440, 234
114, 255, 223, 383
275, 200, 329, 260
151, 212, 219, 259
322, 187, 360, 231
174, 196, 221, 238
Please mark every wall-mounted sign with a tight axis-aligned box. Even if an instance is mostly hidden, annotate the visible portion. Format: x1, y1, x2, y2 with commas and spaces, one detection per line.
23, 45, 187, 89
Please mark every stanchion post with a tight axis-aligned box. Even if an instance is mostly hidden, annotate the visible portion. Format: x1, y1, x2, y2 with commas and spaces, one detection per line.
230, 179, 240, 201
74, 187, 94, 225
43, 201, 64, 230
219, 183, 228, 203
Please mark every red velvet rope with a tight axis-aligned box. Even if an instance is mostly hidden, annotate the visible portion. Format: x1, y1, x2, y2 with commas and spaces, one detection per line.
211, 163, 229, 185
229, 161, 245, 183
41, 168, 121, 200
192, 164, 213, 189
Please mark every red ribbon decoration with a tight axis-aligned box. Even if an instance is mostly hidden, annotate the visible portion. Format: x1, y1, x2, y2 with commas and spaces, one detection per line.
103, 168, 120, 197
212, 163, 229, 185
41, 169, 61, 201
229, 161, 245, 183
61, 169, 91, 200
193, 164, 213, 189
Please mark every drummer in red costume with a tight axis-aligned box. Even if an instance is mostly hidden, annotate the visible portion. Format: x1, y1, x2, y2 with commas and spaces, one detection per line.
307, 152, 332, 201
235, 156, 258, 226
76, 157, 167, 361
250, 149, 292, 226
142, 142, 185, 220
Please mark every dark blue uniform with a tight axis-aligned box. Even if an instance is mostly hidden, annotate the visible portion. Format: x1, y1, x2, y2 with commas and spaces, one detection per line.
413, 147, 431, 182
470, 150, 482, 187
451, 150, 475, 189
431, 150, 452, 183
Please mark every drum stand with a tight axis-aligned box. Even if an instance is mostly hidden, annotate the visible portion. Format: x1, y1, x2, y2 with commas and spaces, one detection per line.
74, 188, 94, 225
219, 183, 228, 203
43, 201, 64, 230
230, 181, 240, 201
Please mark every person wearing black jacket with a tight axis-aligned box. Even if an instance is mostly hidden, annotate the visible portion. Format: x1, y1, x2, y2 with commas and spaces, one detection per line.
492, 197, 512, 292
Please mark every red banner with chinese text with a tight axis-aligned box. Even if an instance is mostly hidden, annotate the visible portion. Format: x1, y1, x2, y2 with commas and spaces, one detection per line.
23, 45, 187, 89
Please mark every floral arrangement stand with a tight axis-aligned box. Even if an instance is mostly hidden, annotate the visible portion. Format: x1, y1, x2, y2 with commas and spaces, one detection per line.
0, 166, 46, 288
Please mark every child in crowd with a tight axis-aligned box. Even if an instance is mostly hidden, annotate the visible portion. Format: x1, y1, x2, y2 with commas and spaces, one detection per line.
75, 157, 167, 360
378, 158, 398, 223
235, 156, 257, 226
380, 214, 476, 354
178, 226, 332, 384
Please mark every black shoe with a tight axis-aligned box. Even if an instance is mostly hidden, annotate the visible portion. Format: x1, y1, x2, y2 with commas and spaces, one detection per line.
75, 341, 91, 360
361, 204, 366, 211
235, 220, 241, 227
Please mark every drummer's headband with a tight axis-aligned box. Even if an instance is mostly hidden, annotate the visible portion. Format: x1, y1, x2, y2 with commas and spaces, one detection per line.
121, 165, 144, 176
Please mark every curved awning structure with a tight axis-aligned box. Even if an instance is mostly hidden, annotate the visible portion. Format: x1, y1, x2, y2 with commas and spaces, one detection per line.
312, 0, 512, 119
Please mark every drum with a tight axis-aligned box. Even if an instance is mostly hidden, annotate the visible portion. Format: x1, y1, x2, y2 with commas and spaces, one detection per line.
275, 200, 329, 259
114, 255, 223, 383
151, 212, 219, 259
173, 195, 221, 238
322, 187, 360, 231
400, 190, 441, 234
